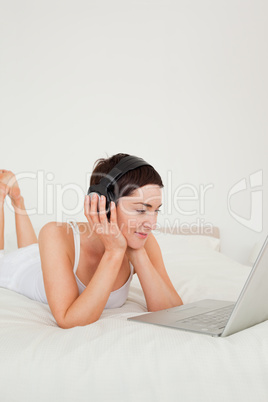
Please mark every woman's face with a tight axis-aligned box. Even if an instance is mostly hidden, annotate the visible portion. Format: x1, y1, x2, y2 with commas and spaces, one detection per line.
116, 184, 162, 249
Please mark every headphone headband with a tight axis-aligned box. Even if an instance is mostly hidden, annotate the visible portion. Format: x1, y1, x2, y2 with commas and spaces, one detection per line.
103, 156, 151, 188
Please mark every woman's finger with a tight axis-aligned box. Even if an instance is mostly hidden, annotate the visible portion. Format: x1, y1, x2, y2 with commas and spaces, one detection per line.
84, 195, 93, 226
89, 194, 101, 224
98, 195, 108, 224
109, 201, 117, 224
84, 195, 90, 217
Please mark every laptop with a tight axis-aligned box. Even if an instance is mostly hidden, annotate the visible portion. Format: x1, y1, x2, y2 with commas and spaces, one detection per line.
128, 235, 268, 337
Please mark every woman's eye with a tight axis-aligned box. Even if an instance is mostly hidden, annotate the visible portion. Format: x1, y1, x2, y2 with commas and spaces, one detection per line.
136, 209, 161, 214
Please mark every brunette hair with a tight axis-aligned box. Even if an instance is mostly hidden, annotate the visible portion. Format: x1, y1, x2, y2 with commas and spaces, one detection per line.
90, 153, 163, 199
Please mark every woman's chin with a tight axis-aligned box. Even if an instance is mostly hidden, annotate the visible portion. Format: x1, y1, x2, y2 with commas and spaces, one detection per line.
126, 233, 148, 249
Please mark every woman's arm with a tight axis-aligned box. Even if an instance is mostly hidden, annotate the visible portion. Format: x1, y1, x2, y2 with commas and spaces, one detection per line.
39, 223, 125, 329
39, 195, 127, 329
127, 234, 183, 311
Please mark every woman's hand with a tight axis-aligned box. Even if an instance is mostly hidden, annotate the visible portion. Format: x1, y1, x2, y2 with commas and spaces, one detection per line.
84, 194, 127, 252
125, 245, 145, 263
126, 246, 150, 271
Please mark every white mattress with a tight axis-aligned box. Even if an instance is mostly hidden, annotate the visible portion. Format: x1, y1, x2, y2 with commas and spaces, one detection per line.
1, 233, 268, 402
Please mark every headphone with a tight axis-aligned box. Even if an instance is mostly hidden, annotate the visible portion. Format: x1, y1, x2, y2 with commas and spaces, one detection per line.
87, 155, 152, 221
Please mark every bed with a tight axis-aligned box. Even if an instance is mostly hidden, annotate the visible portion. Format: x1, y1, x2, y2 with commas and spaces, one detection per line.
1, 227, 268, 402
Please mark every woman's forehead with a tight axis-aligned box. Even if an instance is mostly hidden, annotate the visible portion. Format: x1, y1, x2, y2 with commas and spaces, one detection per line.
122, 185, 162, 203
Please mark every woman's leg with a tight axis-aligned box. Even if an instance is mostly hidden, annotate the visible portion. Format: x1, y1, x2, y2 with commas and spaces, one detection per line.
0, 170, 37, 248
13, 197, 38, 248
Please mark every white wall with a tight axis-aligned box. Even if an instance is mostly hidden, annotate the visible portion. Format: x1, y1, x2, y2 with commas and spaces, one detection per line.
1, 0, 267, 264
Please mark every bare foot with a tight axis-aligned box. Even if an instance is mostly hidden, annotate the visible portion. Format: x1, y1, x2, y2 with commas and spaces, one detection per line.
0, 170, 22, 206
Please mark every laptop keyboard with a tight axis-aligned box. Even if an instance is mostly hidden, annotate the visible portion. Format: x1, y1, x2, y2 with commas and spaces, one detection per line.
178, 305, 234, 331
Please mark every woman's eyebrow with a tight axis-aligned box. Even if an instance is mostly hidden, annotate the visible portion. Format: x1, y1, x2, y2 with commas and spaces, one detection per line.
133, 202, 162, 208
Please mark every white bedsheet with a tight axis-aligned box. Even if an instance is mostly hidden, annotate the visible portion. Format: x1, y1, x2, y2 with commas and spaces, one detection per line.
1, 238, 268, 402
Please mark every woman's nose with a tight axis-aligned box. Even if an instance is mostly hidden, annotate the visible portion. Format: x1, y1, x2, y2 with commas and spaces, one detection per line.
143, 214, 158, 230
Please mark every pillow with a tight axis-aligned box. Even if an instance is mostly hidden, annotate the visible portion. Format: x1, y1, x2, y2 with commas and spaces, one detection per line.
152, 231, 221, 253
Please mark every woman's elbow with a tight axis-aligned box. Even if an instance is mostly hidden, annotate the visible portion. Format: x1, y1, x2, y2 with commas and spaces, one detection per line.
56, 313, 100, 329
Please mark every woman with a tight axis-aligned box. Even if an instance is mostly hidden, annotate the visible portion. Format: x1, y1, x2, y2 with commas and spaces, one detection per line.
0, 154, 183, 328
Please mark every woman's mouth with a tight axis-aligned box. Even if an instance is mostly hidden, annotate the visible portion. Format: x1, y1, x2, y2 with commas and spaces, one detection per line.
135, 232, 148, 239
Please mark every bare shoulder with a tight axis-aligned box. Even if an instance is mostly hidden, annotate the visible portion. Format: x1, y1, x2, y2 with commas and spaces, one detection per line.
39, 221, 66, 233
38, 222, 74, 263
38, 221, 73, 240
